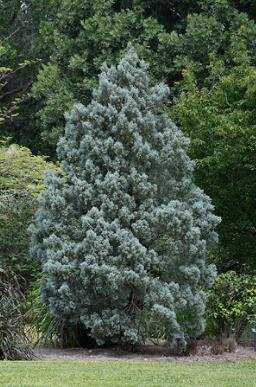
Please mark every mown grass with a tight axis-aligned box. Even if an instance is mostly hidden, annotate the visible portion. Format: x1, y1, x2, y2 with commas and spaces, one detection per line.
0, 360, 255, 387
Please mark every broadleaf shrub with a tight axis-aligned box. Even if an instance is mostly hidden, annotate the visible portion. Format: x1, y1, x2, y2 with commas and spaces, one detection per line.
206, 271, 256, 340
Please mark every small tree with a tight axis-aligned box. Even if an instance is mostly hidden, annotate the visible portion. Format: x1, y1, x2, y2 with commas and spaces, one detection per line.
0, 143, 56, 288
30, 46, 220, 348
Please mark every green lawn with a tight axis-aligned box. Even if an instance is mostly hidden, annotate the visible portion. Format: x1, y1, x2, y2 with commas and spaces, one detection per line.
0, 360, 255, 387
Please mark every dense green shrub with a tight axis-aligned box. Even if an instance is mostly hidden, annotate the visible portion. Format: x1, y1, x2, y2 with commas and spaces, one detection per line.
206, 271, 256, 340
0, 268, 33, 360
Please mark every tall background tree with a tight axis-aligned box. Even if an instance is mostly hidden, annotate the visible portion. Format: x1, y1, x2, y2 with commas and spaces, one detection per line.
171, 32, 256, 273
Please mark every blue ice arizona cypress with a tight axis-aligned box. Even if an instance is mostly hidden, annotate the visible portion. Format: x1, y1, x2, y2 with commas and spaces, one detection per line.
30, 45, 220, 347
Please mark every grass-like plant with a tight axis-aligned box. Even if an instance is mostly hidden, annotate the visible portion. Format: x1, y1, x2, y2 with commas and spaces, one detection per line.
0, 268, 33, 360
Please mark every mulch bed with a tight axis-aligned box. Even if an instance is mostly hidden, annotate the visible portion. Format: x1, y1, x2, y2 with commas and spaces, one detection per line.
34, 344, 256, 362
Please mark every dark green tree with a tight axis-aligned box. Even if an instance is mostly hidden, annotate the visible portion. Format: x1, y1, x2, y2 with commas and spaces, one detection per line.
0, 0, 59, 152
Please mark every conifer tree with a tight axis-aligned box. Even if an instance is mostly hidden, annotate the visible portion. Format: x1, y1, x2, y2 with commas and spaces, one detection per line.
30, 46, 220, 348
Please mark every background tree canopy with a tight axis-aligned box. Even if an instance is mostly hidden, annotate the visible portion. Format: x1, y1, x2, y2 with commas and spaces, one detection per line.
29, 0, 256, 155
3, 0, 256, 155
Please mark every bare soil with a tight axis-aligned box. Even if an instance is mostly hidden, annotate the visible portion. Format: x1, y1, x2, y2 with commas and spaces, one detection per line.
34, 344, 256, 363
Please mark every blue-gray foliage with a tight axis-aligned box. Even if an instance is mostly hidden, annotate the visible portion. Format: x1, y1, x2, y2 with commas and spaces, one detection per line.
30, 46, 220, 347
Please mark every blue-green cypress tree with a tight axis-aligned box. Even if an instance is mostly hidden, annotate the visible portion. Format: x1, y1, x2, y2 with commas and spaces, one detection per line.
30, 46, 220, 348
